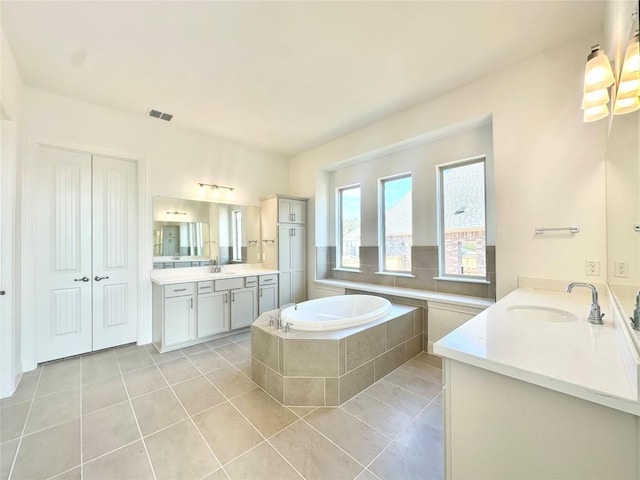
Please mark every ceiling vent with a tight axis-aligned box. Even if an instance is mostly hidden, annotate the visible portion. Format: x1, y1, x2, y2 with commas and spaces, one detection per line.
146, 108, 173, 122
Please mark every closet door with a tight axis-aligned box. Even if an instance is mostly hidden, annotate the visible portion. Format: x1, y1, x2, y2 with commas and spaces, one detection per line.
36, 146, 93, 362
92, 155, 138, 350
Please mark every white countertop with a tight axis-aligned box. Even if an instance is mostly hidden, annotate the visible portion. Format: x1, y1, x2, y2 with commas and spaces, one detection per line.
151, 264, 279, 285
434, 287, 640, 415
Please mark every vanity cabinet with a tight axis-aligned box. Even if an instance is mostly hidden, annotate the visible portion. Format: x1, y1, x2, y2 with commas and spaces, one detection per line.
261, 195, 307, 306
162, 283, 197, 346
258, 274, 278, 314
197, 281, 228, 337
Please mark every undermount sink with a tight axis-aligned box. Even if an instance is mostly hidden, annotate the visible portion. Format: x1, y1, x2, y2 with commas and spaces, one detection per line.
507, 305, 579, 323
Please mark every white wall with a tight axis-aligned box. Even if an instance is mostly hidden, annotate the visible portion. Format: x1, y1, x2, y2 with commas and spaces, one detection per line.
0, 27, 24, 396
289, 31, 608, 300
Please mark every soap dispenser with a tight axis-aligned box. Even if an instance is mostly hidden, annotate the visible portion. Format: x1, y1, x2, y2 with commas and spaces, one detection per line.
631, 291, 640, 331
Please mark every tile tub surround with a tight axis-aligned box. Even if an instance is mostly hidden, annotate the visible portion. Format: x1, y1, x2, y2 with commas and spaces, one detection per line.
1, 339, 444, 479
317, 245, 496, 299
251, 304, 424, 406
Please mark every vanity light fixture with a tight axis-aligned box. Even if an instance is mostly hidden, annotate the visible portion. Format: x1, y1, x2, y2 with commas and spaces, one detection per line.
581, 44, 615, 122
613, 27, 640, 115
166, 211, 187, 216
197, 182, 235, 199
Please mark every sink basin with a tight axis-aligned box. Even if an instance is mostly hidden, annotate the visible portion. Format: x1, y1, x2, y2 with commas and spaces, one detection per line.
507, 305, 579, 323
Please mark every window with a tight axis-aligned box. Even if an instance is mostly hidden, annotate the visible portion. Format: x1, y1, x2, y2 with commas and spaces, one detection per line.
380, 174, 412, 272
232, 210, 243, 261
439, 158, 486, 279
338, 185, 361, 269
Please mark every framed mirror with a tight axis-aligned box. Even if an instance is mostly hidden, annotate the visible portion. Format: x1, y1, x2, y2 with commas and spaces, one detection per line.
153, 196, 261, 267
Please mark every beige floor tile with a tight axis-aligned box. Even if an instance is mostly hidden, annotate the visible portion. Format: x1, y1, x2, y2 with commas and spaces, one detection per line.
395, 400, 444, 468
172, 376, 226, 415
82, 375, 127, 414
214, 343, 250, 364
356, 470, 381, 480
234, 339, 251, 352
11, 419, 80, 480
207, 367, 258, 399
1, 375, 38, 407
117, 349, 154, 373
369, 442, 443, 480
83, 441, 153, 480
81, 351, 120, 384
400, 358, 442, 385
383, 369, 443, 400
188, 350, 229, 374
25, 389, 80, 434
114, 343, 148, 357
205, 337, 234, 349
231, 389, 298, 437
202, 468, 230, 480
342, 393, 412, 439
305, 408, 391, 465
36, 363, 81, 397
145, 419, 220, 480
180, 343, 209, 355
229, 331, 250, 343
193, 402, 262, 465
146, 345, 185, 365
1, 401, 30, 442
288, 407, 317, 418
50, 467, 81, 479
82, 401, 140, 461
123, 365, 168, 398
1, 438, 19, 480
42, 357, 81, 372
270, 420, 363, 480
157, 357, 200, 385
131, 387, 187, 436
234, 359, 252, 377
365, 380, 430, 417
224, 441, 302, 480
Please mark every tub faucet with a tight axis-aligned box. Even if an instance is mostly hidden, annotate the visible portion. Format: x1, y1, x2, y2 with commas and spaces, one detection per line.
277, 303, 297, 329
630, 290, 640, 331
566, 282, 605, 324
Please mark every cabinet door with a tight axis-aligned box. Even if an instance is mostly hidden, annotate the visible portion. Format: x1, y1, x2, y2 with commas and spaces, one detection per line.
164, 295, 197, 346
258, 284, 277, 314
290, 200, 306, 224
198, 291, 228, 337
230, 287, 258, 329
278, 198, 293, 223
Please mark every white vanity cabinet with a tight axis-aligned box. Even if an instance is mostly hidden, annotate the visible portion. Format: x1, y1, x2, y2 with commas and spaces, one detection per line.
197, 281, 228, 337
161, 283, 197, 347
258, 274, 278, 314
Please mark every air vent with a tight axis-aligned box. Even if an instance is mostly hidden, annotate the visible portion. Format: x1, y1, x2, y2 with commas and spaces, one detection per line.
146, 108, 173, 122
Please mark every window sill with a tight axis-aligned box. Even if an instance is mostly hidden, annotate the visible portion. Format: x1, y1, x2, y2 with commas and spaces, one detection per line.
374, 271, 416, 278
433, 276, 490, 285
332, 267, 363, 273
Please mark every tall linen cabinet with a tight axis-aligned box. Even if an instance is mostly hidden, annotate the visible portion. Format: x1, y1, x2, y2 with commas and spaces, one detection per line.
261, 195, 307, 306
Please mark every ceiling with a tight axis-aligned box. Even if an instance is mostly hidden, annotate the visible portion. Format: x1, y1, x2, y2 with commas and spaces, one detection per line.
2, 1, 604, 157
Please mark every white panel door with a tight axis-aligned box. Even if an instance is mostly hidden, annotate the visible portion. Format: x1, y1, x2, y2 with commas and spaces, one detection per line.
92, 155, 138, 350
36, 146, 93, 362
230, 287, 257, 329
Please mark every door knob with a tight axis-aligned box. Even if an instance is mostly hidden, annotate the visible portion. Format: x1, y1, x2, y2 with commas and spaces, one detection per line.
74, 276, 90, 282
94, 276, 110, 281
0, 291, 5, 295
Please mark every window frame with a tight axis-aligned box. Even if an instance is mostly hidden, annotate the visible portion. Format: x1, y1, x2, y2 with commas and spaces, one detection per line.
437, 156, 487, 281
379, 173, 413, 274
336, 184, 362, 270
231, 209, 243, 262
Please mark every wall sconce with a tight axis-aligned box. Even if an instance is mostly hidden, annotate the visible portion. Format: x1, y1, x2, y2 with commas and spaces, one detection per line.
197, 182, 235, 200
166, 211, 187, 216
582, 12, 640, 122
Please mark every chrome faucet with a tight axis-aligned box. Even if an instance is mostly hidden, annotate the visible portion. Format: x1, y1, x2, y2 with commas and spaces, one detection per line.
277, 303, 297, 329
566, 282, 605, 324
630, 290, 640, 331
211, 258, 222, 273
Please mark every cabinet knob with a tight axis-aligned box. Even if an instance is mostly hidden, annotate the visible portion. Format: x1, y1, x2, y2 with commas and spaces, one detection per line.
0, 290, 5, 296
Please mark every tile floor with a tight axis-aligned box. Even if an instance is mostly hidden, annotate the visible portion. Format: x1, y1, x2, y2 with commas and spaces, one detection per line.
0, 332, 444, 480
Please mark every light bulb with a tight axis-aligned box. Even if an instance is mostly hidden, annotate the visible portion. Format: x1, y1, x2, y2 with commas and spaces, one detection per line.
583, 46, 615, 93
581, 88, 609, 109
197, 184, 206, 197
583, 104, 609, 122
617, 78, 640, 96
621, 31, 639, 76
213, 187, 221, 198
613, 95, 640, 115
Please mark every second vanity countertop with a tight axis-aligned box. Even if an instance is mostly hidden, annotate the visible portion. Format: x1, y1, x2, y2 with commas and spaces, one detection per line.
151, 264, 279, 286
434, 287, 640, 415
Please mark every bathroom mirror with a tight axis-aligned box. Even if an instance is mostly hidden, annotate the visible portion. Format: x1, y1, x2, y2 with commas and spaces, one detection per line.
153, 196, 262, 265
606, 111, 639, 324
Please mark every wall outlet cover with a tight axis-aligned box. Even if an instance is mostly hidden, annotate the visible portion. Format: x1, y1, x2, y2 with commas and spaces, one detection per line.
614, 261, 629, 278
585, 260, 600, 276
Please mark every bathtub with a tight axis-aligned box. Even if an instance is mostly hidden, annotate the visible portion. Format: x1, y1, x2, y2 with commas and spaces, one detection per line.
281, 294, 393, 331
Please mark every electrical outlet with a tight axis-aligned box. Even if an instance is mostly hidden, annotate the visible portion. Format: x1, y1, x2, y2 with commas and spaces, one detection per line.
614, 261, 629, 278
585, 260, 600, 276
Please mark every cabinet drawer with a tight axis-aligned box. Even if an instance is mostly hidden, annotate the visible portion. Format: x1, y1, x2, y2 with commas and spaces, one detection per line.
198, 281, 214, 293
244, 276, 258, 287
165, 283, 195, 298
215, 277, 245, 291
259, 274, 278, 285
